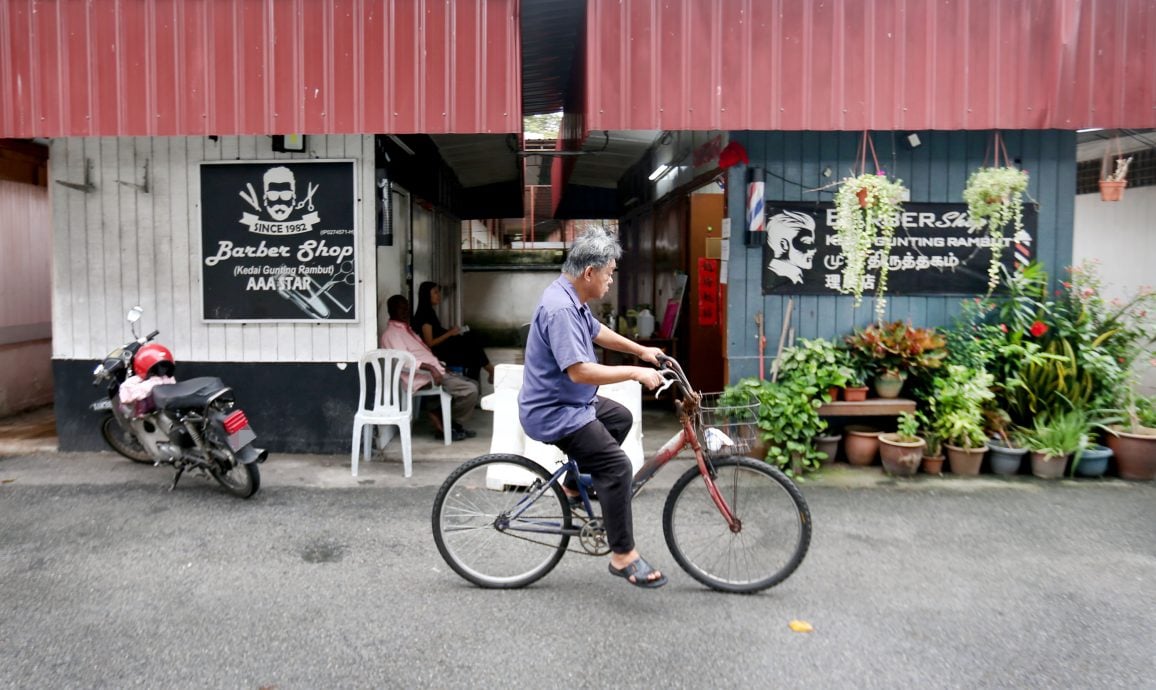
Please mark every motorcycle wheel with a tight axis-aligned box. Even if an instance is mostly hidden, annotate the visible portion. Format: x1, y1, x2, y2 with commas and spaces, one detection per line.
100, 415, 153, 464
212, 459, 261, 499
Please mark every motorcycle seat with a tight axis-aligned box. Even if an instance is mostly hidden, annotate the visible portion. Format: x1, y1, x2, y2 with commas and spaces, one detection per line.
150, 377, 228, 411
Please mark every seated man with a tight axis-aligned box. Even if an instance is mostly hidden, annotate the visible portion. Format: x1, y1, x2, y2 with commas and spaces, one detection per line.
380, 294, 478, 441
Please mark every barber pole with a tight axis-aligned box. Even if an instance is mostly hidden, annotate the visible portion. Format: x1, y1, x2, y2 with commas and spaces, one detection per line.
1014, 238, 1032, 268
747, 180, 765, 245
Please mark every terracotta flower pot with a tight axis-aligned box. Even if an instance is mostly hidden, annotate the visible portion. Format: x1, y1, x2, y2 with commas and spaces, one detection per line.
827, 386, 840, 401
843, 386, 869, 402
844, 426, 881, 466
1030, 451, 1069, 479
1105, 426, 1156, 480
921, 454, 945, 475
878, 433, 925, 476
1098, 179, 1126, 202
945, 443, 988, 475
856, 187, 870, 208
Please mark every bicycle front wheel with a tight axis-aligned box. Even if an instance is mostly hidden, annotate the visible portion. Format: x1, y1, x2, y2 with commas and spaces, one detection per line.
432, 454, 571, 589
663, 457, 811, 593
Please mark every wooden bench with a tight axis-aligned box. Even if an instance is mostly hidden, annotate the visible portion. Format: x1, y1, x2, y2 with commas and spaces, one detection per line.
817, 398, 916, 417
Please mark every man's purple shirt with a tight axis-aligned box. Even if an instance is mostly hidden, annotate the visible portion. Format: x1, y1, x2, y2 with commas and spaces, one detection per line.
519, 276, 602, 443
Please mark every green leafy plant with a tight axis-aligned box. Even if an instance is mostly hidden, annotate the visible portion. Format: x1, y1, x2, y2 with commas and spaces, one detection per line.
1134, 395, 1156, 428
963, 166, 1029, 294
778, 338, 852, 398
946, 260, 1153, 428
927, 364, 995, 449
834, 172, 908, 319
1025, 408, 1089, 457
916, 410, 942, 456
895, 411, 920, 442
720, 375, 828, 477
922, 430, 942, 457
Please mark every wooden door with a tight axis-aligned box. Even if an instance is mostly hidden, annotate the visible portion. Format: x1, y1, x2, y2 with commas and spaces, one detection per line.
687, 193, 725, 392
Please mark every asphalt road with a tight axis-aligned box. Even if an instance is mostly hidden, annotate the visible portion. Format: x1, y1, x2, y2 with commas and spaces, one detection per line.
2, 453, 1155, 689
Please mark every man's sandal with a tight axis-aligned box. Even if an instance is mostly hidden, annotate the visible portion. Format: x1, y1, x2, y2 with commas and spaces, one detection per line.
609, 556, 668, 589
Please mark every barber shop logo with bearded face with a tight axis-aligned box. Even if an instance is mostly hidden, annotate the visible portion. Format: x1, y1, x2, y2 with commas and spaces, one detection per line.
237, 165, 321, 235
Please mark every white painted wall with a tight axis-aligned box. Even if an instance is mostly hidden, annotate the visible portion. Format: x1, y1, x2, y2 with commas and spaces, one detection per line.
1074, 185, 1156, 394
461, 271, 558, 329
50, 136, 380, 363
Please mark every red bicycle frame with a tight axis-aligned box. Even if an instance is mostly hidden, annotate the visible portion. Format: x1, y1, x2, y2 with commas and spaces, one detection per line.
629, 361, 741, 532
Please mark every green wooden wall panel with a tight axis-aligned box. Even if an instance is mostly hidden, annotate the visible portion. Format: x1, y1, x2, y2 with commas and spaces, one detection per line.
724, 129, 1077, 379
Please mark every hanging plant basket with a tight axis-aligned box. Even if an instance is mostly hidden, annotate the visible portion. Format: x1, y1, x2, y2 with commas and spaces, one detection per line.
834, 172, 907, 319
963, 166, 1029, 294
1099, 153, 1132, 202
1098, 179, 1127, 201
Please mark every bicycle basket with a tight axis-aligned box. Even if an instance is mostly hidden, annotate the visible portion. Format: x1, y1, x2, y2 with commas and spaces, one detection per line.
697, 392, 761, 458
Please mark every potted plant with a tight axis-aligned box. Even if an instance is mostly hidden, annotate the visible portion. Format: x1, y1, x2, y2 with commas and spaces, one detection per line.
845, 321, 948, 399
963, 165, 1029, 294
1099, 155, 1132, 202
921, 430, 945, 475
778, 338, 852, 403
1025, 408, 1088, 479
813, 432, 842, 465
833, 172, 908, 319
878, 411, 926, 477
984, 408, 1028, 476
928, 365, 995, 475
1073, 443, 1113, 478
842, 361, 871, 402
844, 425, 882, 466
720, 375, 829, 478
1106, 392, 1156, 480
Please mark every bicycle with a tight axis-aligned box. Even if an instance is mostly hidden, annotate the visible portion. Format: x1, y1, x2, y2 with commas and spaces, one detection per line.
431, 356, 811, 593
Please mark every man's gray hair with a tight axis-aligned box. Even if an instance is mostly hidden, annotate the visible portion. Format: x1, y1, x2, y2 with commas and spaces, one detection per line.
562, 227, 622, 277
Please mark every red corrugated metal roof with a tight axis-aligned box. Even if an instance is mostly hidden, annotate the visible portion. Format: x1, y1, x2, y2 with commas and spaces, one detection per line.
584, 0, 1156, 132
0, 0, 521, 137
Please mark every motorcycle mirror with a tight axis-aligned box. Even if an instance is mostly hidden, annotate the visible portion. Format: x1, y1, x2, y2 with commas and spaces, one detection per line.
127, 306, 143, 339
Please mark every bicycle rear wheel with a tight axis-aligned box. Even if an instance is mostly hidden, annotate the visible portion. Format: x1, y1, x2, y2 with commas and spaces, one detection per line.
432, 454, 571, 589
663, 457, 811, 593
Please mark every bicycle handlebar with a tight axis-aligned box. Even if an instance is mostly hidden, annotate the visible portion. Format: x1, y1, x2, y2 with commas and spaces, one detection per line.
655, 354, 697, 403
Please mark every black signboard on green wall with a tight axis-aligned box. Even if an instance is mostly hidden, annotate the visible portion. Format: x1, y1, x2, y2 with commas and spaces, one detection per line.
762, 202, 1037, 296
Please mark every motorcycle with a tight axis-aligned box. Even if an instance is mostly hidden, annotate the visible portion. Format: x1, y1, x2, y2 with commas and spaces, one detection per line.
91, 307, 268, 498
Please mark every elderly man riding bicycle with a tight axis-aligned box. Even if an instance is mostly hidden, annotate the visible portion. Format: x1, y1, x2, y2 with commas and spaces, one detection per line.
517, 228, 669, 588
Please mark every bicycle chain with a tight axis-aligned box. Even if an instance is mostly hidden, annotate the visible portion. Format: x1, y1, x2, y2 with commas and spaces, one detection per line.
495, 511, 609, 556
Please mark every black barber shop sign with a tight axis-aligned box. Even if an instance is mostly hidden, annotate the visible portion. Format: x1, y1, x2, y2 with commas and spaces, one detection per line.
762, 202, 1037, 296
200, 160, 357, 322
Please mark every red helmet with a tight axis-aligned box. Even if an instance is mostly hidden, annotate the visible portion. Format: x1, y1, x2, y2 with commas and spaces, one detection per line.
133, 343, 175, 379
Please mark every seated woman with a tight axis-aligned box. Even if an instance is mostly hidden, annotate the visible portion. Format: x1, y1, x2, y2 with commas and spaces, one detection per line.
412, 281, 495, 384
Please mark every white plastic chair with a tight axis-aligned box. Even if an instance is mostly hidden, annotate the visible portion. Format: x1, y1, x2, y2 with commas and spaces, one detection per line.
352, 349, 419, 478
413, 384, 452, 447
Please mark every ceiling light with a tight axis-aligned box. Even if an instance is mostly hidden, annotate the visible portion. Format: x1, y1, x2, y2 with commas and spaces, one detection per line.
1077, 128, 1104, 133
648, 164, 670, 181
388, 135, 415, 156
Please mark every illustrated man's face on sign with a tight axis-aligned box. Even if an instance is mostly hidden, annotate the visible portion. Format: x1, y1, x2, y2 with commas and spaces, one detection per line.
767, 211, 817, 270
263, 166, 297, 221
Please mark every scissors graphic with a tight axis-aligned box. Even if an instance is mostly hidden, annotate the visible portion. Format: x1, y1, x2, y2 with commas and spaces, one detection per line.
277, 260, 356, 318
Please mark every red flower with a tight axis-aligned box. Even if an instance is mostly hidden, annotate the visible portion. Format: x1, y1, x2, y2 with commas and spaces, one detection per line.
1029, 320, 1048, 338
999, 323, 1008, 333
